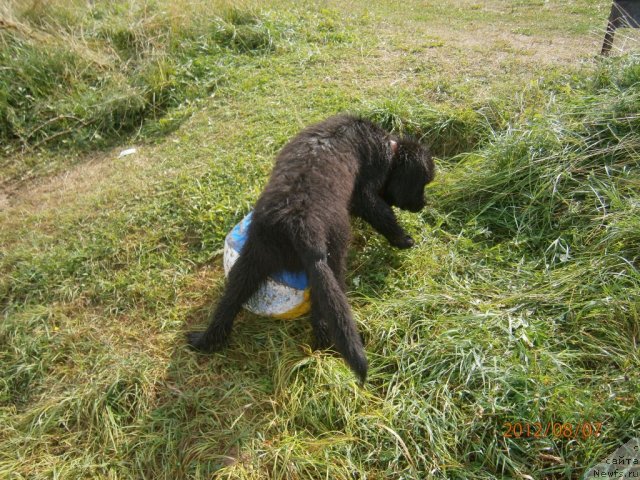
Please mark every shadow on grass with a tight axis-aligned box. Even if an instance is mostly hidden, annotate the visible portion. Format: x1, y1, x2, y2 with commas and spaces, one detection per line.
130, 233, 408, 476
130, 303, 298, 476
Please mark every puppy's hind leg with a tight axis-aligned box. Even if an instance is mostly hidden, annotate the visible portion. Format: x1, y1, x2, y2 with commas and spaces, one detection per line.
310, 236, 348, 350
188, 242, 274, 353
298, 245, 368, 382
309, 296, 332, 351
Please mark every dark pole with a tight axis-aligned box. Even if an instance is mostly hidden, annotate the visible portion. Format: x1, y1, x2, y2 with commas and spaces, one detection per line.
601, 0, 640, 56
602, 1, 620, 56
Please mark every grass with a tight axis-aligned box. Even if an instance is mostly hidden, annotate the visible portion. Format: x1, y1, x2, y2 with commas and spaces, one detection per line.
1, 0, 639, 478
0, 0, 297, 183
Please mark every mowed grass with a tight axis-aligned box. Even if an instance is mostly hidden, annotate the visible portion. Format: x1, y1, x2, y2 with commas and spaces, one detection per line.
1, 0, 639, 478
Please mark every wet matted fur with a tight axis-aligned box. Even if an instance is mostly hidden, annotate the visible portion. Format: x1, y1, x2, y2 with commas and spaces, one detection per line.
188, 114, 435, 382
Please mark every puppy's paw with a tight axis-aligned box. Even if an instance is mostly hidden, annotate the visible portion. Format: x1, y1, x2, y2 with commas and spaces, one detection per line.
187, 331, 216, 353
392, 235, 415, 249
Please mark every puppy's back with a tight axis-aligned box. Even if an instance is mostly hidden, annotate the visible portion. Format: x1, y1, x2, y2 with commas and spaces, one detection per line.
255, 115, 388, 224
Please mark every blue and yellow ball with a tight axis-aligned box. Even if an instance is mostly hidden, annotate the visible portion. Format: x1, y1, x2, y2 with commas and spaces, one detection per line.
223, 212, 311, 319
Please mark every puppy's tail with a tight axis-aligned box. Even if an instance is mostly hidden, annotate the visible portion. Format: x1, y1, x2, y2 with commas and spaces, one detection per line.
305, 255, 368, 383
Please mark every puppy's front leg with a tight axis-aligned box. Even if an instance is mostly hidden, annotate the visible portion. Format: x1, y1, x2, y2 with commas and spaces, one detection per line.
353, 193, 414, 249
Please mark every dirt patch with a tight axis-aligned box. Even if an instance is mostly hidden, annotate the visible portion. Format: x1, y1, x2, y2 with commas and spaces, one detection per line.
334, 12, 606, 102
0, 191, 9, 210
1, 147, 158, 216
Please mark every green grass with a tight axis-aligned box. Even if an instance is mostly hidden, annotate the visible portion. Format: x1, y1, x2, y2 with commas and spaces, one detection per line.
0, 0, 323, 182
1, 0, 639, 478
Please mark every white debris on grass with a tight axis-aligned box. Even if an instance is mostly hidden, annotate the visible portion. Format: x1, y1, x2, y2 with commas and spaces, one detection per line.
118, 148, 137, 158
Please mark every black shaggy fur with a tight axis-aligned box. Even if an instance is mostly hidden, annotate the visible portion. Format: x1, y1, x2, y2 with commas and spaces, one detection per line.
188, 114, 435, 382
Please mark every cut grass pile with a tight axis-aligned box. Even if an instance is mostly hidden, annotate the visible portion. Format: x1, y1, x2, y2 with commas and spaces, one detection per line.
1, 0, 639, 478
0, 0, 275, 155
0, 0, 357, 183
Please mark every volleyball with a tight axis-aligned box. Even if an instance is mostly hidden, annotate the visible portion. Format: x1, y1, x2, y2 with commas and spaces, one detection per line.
223, 212, 311, 319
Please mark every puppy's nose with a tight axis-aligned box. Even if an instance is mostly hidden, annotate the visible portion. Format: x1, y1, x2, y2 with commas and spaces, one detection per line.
408, 198, 425, 212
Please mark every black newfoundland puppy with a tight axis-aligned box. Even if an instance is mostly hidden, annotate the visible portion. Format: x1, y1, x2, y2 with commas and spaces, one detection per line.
188, 114, 435, 382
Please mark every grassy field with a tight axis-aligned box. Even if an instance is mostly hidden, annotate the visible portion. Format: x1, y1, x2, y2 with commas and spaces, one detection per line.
1, 0, 639, 478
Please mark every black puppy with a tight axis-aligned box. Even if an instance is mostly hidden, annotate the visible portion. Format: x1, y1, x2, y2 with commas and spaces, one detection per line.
188, 114, 434, 382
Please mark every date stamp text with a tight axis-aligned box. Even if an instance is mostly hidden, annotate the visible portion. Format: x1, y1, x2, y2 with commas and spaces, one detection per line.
502, 421, 603, 440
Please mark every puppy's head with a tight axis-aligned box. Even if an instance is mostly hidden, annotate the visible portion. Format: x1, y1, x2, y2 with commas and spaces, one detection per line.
382, 136, 435, 212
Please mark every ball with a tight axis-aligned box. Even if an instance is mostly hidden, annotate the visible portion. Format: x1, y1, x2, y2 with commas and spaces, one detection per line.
223, 212, 311, 319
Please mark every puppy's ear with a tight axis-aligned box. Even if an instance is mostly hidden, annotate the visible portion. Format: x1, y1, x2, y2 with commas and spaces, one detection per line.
390, 139, 398, 154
